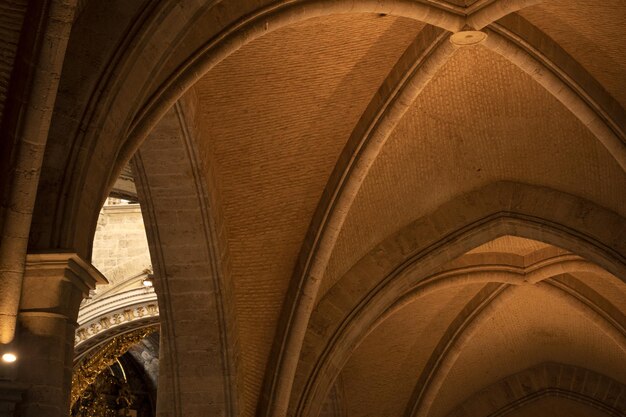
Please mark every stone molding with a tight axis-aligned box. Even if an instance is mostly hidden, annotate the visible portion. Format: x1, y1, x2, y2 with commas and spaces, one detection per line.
300, 255, 624, 417
22, 2, 624, 414
320, 378, 347, 417
78, 287, 157, 324
25, 252, 107, 295
484, 16, 626, 170
32, 0, 582, 256
290, 182, 626, 417
99, 203, 142, 215
403, 277, 626, 417
75, 288, 158, 351
0, 0, 77, 346
15, 252, 106, 417
264, 13, 626, 416
134, 99, 240, 417
261, 25, 456, 417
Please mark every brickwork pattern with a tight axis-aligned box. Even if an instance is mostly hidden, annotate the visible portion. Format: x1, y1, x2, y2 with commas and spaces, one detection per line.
194, 14, 424, 416
135, 101, 239, 417
322, 45, 626, 300
429, 287, 626, 417
341, 284, 485, 417
446, 363, 626, 417
519, 1, 626, 108
290, 182, 626, 417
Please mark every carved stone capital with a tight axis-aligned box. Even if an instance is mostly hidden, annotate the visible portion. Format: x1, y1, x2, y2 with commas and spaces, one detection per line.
20, 253, 108, 322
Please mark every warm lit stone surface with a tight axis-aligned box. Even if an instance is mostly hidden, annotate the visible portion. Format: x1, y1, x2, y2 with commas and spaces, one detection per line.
194, 13, 423, 415
0, 0, 27, 122
339, 284, 484, 417
0, 1, 624, 416
505, 397, 611, 417
321, 45, 626, 300
466, 236, 551, 256
429, 285, 626, 417
92, 201, 151, 283
520, 0, 626, 108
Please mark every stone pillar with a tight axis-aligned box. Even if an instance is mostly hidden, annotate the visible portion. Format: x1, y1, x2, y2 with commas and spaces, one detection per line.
12, 253, 106, 417
0, 381, 26, 417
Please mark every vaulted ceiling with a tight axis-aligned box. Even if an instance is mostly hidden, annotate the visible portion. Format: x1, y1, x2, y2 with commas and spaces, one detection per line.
174, 4, 626, 416
23, 0, 626, 416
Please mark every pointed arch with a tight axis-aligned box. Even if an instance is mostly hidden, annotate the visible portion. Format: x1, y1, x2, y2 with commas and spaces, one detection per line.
289, 182, 626, 417
22, 3, 626, 414
32, 0, 625, 260
133, 96, 239, 417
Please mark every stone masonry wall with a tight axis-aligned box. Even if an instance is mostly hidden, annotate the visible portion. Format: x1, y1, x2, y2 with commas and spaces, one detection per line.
92, 198, 151, 288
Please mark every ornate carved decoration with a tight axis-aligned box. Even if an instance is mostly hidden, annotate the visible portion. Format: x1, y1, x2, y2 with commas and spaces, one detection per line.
75, 289, 159, 349
71, 372, 134, 417
71, 326, 158, 407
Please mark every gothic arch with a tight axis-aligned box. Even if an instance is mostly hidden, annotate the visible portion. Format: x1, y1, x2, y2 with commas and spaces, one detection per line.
1, 1, 624, 416
290, 182, 626, 417
31, 0, 626, 260
132, 94, 239, 417
18, 3, 626, 416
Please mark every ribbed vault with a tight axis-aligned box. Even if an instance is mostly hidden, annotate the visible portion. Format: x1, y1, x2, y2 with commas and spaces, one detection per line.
428, 284, 625, 417
316, 235, 625, 417
288, 176, 625, 413
192, 13, 424, 415
14, 1, 625, 416
322, 43, 626, 301
518, 0, 626, 108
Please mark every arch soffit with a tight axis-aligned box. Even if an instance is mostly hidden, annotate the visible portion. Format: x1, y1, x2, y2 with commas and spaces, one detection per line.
117, 0, 467, 152
300, 276, 625, 417
34, 6, 626, 411
289, 182, 626, 417
400, 270, 625, 417
323, 251, 624, 417
132, 96, 239, 417
297, 277, 624, 417
122, 0, 626, 174
31, 0, 167, 255
258, 23, 455, 417
386, 251, 626, 417
91, 5, 626, 414
125, 5, 624, 416
293, 265, 624, 417
274, 11, 626, 372
291, 257, 626, 417
298, 277, 625, 417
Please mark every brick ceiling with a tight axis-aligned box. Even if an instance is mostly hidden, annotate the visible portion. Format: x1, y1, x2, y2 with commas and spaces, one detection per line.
184, 5, 626, 416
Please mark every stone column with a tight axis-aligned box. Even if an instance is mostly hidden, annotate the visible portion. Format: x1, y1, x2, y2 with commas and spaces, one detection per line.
12, 253, 106, 417
0, 381, 26, 417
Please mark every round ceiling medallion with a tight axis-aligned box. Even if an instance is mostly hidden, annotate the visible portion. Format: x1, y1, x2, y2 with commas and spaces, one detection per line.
450, 30, 488, 46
